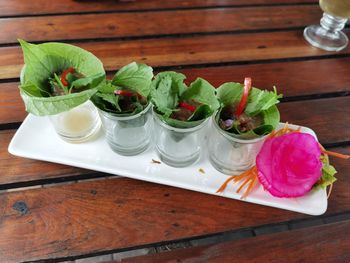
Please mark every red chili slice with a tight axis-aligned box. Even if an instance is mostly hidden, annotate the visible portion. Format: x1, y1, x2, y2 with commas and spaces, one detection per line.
179, 102, 196, 112
235, 77, 252, 118
114, 90, 135, 97
60, 67, 75, 86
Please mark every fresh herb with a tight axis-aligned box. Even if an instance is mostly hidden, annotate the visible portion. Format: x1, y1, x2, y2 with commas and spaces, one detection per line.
216, 80, 282, 139
18, 39, 105, 116
91, 62, 153, 116
314, 155, 337, 189
151, 71, 220, 128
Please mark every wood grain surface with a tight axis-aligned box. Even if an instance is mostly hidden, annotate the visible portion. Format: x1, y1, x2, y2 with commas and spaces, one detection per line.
121, 221, 350, 263
1, 29, 350, 80
0, 166, 349, 263
0, 5, 321, 44
0, 0, 317, 17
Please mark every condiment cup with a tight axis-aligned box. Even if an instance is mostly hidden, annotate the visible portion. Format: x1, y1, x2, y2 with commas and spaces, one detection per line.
208, 112, 266, 175
48, 100, 101, 143
98, 103, 152, 156
152, 109, 209, 167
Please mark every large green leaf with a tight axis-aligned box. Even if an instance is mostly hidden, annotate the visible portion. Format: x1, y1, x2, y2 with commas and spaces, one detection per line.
112, 62, 153, 97
20, 85, 97, 116
18, 39, 105, 115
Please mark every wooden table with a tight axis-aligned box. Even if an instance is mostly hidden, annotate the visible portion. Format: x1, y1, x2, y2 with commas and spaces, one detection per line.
0, 0, 350, 262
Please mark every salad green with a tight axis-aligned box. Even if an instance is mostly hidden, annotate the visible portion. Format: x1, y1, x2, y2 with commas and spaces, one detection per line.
216, 82, 282, 139
19, 39, 105, 116
151, 71, 220, 128
91, 62, 153, 116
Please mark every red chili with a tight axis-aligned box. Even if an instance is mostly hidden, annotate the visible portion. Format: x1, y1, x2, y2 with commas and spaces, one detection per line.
60, 67, 75, 86
235, 77, 252, 118
114, 90, 135, 97
179, 102, 196, 112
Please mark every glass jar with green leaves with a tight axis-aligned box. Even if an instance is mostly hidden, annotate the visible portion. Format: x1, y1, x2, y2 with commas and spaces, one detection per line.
151, 72, 220, 167
208, 78, 282, 175
18, 40, 105, 143
91, 62, 153, 156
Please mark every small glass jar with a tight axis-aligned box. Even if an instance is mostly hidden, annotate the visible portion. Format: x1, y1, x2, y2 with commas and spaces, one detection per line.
98, 103, 152, 156
48, 100, 101, 143
153, 110, 209, 167
208, 113, 266, 175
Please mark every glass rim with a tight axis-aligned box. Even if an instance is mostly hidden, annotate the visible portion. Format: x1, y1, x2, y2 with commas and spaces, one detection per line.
211, 111, 268, 144
98, 102, 151, 121
152, 107, 209, 132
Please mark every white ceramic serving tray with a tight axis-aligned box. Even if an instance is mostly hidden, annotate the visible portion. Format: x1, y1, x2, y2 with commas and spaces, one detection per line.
8, 115, 327, 215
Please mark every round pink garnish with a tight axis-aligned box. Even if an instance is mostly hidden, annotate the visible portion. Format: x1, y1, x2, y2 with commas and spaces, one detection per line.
256, 132, 322, 198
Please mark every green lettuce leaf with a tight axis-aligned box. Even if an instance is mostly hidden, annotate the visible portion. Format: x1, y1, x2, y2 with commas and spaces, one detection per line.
112, 62, 153, 97
18, 39, 105, 115
151, 72, 219, 128
216, 82, 282, 139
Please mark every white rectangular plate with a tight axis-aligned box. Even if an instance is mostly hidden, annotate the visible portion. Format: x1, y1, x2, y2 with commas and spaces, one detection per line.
8, 115, 327, 215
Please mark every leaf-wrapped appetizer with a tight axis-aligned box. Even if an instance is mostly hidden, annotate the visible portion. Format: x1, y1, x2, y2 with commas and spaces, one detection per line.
151, 71, 220, 128
91, 62, 154, 156
216, 78, 282, 139
91, 62, 153, 116
18, 40, 105, 116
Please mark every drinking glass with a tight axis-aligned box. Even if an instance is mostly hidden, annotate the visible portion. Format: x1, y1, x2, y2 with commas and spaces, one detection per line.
152, 110, 209, 167
208, 114, 266, 175
49, 100, 101, 143
98, 103, 152, 156
304, 0, 350, 51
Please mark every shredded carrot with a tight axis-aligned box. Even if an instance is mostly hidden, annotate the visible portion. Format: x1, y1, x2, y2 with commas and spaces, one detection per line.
321, 149, 350, 160
216, 176, 235, 193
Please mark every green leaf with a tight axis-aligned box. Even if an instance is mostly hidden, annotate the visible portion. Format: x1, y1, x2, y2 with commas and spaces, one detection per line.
151, 71, 187, 117
19, 88, 97, 116
314, 155, 337, 189
71, 72, 105, 90
188, 104, 212, 121
215, 82, 281, 139
245, 86, 282, 116
181, 78, 220, 112
112, 62, 153, 97
216, 82, 243, 107
151, 73, 219, 128
18, 39, 105, 115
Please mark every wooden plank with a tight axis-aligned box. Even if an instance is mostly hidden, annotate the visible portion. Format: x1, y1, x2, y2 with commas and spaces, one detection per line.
0, 154, 349, 263
0, 0, 317, 17
122, 221, 350, 263
1, 29, 350, 80
1, 97, 349, 187
0, 130, 95, 186
0, 5, 321, 44
180, 58, 350, 94
279, 97, 350, 145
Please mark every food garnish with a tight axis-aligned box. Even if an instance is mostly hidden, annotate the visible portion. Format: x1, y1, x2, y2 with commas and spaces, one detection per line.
151, 159, 161, 164
217, 124, 349, 199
